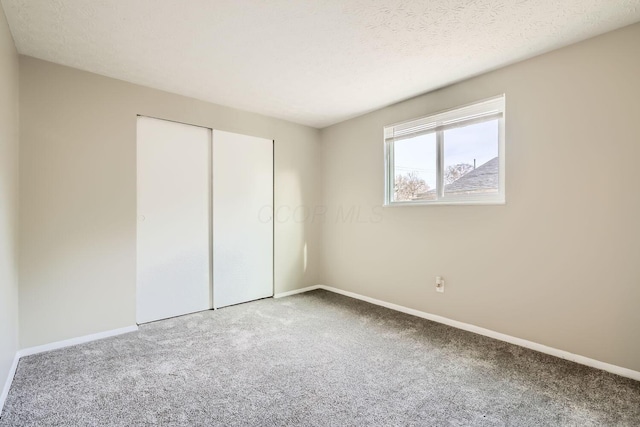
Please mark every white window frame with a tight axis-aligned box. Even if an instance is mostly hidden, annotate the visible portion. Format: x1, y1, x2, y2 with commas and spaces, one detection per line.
384, 95, 506, 206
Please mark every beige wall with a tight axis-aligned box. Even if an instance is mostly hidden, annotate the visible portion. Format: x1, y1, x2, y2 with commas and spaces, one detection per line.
19, 57, 322, 348
0, 4, 19, 399
320, 23, 640, 372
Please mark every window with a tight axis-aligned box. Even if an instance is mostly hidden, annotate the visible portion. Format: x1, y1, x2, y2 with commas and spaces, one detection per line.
384, 95, 505, 206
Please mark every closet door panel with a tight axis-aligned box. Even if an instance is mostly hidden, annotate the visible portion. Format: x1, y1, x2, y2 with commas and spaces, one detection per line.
213, 130, 273, 308
136, 117, 211, 323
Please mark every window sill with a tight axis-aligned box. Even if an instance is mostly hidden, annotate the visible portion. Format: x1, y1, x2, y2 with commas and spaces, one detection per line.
383, 198, 506, 207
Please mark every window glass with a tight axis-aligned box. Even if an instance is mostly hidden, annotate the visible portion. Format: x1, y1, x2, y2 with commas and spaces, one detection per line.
393, 133, 436, 202
443, 119, 499, 197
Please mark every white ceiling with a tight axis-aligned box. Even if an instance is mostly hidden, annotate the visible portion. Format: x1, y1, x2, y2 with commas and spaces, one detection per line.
2, 1, 639, 128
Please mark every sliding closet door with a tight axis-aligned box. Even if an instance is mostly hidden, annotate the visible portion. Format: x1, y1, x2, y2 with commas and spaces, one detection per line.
213, 130, 273, 308
136, 117, 211, 324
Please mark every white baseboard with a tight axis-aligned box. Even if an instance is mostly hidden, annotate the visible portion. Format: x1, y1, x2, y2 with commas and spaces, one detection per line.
0, 352, 20, 414
289, 285, 640, 382
273, 285, 321, 299
18, 325, 139, 358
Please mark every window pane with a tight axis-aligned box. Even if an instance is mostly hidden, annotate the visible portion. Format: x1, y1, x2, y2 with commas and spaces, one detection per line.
393, 133, 436, 201
443, 119, 499, 197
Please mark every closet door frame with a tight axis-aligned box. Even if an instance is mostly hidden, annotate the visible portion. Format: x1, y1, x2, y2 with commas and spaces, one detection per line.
136, 115, 276, 320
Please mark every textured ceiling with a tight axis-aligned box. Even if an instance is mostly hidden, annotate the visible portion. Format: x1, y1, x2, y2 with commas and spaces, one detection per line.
2, 0, 640, 128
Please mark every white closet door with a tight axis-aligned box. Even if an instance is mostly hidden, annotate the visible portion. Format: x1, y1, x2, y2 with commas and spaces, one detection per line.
213, 130, 273, 308
136, 117, 211, 324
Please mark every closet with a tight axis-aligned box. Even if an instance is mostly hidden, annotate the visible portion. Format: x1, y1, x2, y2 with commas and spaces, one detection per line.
136, 117, 274, 324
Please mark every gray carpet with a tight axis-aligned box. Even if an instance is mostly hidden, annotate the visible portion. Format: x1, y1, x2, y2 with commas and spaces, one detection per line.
1, 290, 639, 426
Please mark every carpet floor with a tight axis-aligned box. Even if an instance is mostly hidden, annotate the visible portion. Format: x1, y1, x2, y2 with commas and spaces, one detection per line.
1, 290, 639, 426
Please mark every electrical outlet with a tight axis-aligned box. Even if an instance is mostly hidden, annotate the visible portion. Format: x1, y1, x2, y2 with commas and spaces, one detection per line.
435, 276, 445, 293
